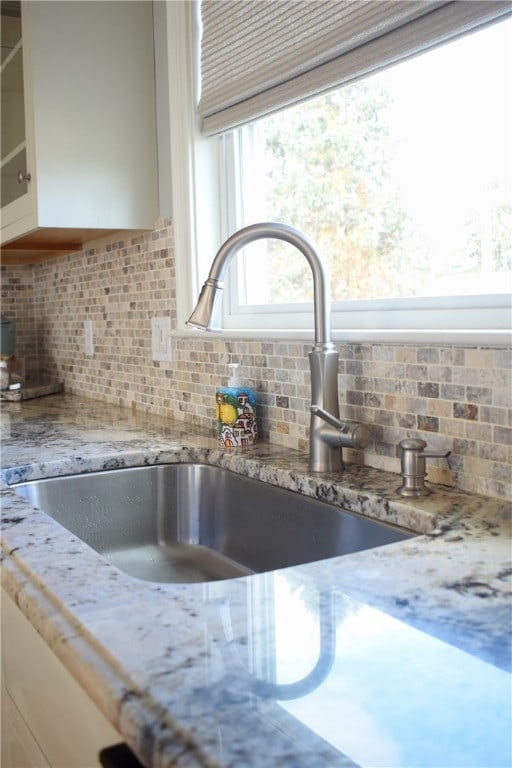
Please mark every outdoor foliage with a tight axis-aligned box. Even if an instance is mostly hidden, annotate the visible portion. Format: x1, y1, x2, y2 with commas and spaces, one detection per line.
258, 80, 423, 303
247, 41, 511, 305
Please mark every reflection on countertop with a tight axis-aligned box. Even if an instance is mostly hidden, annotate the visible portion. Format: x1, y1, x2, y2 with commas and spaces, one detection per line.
1, 393, 511, 768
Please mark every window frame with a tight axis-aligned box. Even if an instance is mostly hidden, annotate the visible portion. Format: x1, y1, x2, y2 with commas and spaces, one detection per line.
169, 1, 512, 346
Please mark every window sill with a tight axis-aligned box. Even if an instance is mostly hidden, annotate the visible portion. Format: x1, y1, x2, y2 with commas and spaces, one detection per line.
173, 327, 511, 347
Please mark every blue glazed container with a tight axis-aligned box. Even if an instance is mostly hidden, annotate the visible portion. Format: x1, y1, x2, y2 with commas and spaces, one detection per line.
216, 364, 257, 448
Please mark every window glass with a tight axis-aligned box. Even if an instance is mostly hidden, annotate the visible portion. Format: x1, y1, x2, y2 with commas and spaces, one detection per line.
236, 19, 511, 309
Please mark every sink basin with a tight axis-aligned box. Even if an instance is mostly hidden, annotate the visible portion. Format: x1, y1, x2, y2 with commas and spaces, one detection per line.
13, 464, 414, 583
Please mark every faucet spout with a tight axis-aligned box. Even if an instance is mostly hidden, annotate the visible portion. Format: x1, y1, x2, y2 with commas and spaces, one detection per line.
187, 277, 225, 331
188, 222, 333, 349
187, 222, 369, 472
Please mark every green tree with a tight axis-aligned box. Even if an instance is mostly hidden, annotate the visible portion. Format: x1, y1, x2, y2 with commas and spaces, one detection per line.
463, 182, 512, 274
258, 79, 426, 302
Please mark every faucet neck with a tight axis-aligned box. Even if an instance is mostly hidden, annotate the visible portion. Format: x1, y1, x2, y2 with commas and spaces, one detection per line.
309, 346, 343, 472
206, 222, 333, 349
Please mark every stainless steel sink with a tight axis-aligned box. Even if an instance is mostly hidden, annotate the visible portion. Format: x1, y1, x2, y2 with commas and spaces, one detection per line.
13, 464, 414, 583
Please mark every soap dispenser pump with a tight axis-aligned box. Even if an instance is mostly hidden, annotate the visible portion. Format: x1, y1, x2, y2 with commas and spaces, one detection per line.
216, 363, 257, 448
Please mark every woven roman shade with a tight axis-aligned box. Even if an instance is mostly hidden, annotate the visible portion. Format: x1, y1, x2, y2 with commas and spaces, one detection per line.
198, 0, 512, 135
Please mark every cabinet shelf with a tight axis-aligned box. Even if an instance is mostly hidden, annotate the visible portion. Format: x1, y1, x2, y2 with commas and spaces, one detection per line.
1, 139, 25, 167
0, 227, 119, 264
1, 36, 21, 71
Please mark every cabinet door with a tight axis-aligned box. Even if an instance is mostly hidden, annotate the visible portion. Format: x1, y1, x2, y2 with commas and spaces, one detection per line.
1, 668, 51, 768
0, 1, 32, 217
2, 592, 122, 768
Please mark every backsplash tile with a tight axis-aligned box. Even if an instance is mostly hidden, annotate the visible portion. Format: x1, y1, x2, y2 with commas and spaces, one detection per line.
0, 265, 36, 377
1, 218, 510, 501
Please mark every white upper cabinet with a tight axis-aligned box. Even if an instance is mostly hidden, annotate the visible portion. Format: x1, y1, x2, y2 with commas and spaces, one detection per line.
0, 0, 158, 262
1, 1, 28, 215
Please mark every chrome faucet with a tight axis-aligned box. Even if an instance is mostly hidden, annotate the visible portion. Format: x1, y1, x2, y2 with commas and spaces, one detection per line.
187, 222, 370, 472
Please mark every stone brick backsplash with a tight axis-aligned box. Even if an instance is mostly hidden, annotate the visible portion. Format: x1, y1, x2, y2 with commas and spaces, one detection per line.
1, 264, 36, 378
1, 218, 510, 500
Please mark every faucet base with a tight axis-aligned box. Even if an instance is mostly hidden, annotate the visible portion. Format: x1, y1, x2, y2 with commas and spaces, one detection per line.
309, 454, 344, 474
308, 348, 344, 473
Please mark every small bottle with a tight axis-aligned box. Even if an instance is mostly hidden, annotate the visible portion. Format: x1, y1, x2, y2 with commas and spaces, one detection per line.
216, 363, 257, 448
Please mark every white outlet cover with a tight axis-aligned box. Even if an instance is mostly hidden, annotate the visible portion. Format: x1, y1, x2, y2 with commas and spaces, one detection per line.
84, 320, 94, 357
151, 317, 172, 362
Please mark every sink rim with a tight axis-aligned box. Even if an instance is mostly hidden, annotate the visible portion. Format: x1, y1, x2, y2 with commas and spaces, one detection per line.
10, 462, 416, 585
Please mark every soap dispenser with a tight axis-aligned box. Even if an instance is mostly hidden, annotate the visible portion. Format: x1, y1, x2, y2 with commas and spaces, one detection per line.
216, 363, 257, 448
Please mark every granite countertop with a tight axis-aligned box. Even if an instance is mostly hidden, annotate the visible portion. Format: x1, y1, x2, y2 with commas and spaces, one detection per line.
0, 378, 64, 402
1, 394, 511, 768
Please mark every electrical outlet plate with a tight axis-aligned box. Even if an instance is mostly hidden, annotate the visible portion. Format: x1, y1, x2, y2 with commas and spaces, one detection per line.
151, 317, 172, 362
84, 320, 94, 356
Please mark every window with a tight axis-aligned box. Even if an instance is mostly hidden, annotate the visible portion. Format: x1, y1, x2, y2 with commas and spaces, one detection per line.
169, 3, 511, 343
222, 18, 511, 340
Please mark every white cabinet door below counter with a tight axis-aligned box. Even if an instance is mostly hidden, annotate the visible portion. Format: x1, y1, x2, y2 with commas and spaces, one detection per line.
1, 591, 122, 768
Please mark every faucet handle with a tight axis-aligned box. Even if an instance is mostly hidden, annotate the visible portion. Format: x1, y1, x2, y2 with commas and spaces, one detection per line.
310, 405, 370, 449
